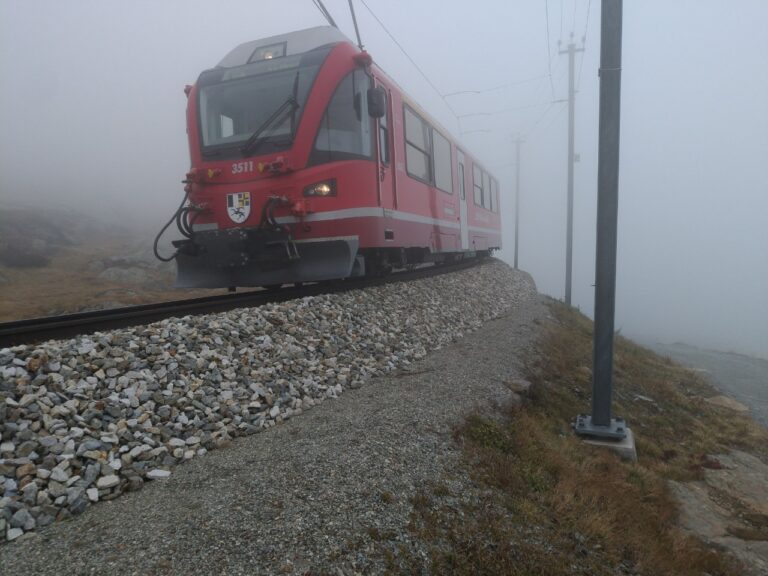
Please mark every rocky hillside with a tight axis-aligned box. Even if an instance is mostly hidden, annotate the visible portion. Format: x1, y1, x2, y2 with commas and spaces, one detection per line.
0, 207, 111, 268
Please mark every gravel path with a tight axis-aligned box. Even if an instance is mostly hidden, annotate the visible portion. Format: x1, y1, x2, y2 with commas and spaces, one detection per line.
1, 263, 544, 574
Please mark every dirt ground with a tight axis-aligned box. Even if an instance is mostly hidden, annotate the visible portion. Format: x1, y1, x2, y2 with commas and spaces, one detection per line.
0, 237, 228, 321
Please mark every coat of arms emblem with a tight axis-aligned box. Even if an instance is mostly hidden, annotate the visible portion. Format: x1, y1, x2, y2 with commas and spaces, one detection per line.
226, 192, 251, 223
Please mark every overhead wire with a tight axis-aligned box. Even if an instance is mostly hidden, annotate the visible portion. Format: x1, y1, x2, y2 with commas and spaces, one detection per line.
355, 0, 569, 145
544, 0, 556, 100
539, 99, 569, 134
529, 60, 558, 105
442, 74, 548, 98
453, 1, 567, 142
522, 100, 566, 139
571, 0, 578, 36
522, 102, 556, 138
576, 0, 592, 91
357, 0, 460, 126
457, 102, 548, 120
457, 102, 549, 135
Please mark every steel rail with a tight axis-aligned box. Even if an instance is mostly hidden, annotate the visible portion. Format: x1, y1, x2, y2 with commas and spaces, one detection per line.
0, 258, 483, 348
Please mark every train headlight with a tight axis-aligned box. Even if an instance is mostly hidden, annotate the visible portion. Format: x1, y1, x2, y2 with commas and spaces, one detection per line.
250, 42, 286, 61
303, 179, 336, 197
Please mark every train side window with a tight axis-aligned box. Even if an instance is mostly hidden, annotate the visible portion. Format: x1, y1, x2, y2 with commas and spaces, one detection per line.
378, 91, 389, 165
309, 70, 373, 165
404, 105, 432, 183
482, 172, 491, 210
473, 164, 483, 206
433, 129, 453, 194
458, 162, 466, 200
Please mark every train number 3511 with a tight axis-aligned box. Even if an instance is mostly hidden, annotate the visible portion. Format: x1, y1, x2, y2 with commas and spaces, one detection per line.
231, 161, 254, 174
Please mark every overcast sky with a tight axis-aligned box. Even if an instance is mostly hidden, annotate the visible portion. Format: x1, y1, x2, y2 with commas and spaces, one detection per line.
1, 0, 766, 358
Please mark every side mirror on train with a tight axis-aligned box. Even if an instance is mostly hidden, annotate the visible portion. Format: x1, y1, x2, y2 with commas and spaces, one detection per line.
367, 87, 386, 118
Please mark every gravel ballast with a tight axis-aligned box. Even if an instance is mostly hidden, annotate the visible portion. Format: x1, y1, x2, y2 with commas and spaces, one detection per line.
1, 260, 543, 572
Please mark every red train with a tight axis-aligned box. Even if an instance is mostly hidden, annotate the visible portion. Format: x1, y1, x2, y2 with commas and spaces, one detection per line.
167, 26, 502, 288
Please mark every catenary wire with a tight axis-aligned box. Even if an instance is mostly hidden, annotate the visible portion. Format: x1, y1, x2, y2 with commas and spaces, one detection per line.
571, 0, 578, 36
442, 75, 548, 98
576, 0, 592, 91
522, 100, 566, 139
538, 99, 569, 134
544, 0, 556, 100
357, 0, 459, 126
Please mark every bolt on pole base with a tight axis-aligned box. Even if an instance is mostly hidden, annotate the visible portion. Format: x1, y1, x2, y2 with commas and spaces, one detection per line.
572, 414, 628, 440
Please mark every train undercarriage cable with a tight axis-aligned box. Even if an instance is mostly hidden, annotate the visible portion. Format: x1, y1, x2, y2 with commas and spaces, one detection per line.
153, 191, 191, 262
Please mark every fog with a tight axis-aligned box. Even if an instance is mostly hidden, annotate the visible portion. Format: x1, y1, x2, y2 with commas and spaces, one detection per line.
1, 0, 766, 358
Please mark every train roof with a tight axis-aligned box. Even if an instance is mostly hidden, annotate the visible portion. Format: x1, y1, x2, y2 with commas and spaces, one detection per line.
217, 26, 352, 68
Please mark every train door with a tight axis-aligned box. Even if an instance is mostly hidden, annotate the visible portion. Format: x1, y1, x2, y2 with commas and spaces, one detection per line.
375, 85, 395, 210
457, 150, 469, 249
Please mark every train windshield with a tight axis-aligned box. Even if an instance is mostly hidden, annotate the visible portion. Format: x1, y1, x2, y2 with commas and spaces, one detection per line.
197, 46, 331, 158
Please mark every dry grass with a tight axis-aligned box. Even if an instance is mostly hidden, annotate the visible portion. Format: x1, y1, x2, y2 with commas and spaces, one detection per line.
536, 302, 766, 480
0, 237, 231, 321
392, 299, 768, 575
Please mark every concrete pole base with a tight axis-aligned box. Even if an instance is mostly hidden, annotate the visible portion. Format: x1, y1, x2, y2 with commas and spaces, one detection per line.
581, 427, 637, 461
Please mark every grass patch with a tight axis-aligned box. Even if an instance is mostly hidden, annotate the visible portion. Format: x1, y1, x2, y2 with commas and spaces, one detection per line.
380, 490, 395, 504
395, 299, 768, 575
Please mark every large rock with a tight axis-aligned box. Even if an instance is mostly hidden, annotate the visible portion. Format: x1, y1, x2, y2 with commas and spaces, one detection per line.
96, 475, 120, 489
672, 450, 768, 576
10, 508, 36, 531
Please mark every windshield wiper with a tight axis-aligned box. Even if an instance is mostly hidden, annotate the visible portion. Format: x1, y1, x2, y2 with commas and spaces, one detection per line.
240, 79, 301, 157
239, 96, 299, 157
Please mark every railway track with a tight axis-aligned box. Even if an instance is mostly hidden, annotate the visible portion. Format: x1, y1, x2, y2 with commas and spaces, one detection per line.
0, 258, 482, 348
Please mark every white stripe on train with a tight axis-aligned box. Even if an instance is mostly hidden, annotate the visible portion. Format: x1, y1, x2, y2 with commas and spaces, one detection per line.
192, 207, 500, 236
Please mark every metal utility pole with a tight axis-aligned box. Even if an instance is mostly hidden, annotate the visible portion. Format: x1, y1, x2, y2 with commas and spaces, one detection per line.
514, 137, 524, 269
560, 35, 584, 306
574, 0, 627, 440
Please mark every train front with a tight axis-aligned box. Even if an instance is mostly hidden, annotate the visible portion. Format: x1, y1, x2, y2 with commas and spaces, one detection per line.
171, 27, 377, 289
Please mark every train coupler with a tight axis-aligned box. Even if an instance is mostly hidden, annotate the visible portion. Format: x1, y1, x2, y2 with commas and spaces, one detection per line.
174, 227, 360, 289
171, 238, 202, 257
